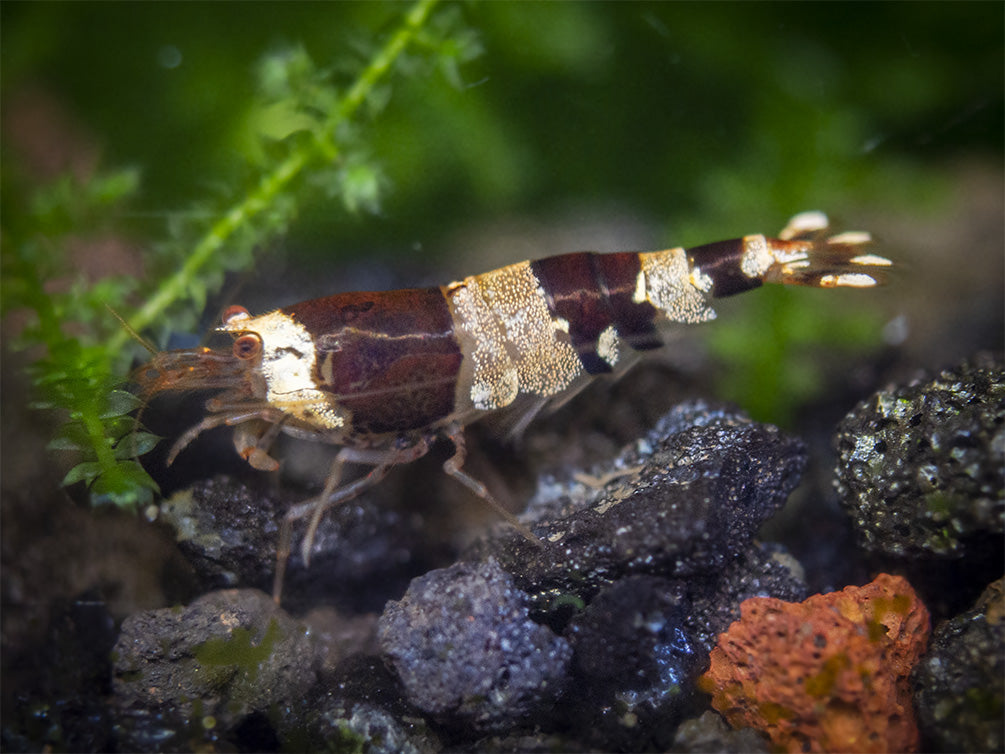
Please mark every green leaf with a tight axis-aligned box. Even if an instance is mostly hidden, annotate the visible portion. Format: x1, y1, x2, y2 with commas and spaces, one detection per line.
88, 167, 141, 206
336, 161, 384, 214
114, 432, 161, 459
104, 415, 140, 442
62, 462, 104, 488
47, 436, 86, 452
102, 389, 143, 418
257, 45, 315, 101
90, 461, 159, 508
254, 101, 319, 142
47, 420, 91, 452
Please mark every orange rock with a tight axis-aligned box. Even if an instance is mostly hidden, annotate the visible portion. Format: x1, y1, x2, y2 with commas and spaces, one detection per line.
699, 573, 930, 753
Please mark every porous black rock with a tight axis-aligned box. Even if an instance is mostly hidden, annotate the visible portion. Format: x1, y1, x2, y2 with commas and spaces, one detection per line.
158, 475, 437, 612
834, 353, 1004, 559
469, 400, 807, 612
111, 588, 315, 752
289, 654, 441, 754
543, 542, 805, 752
913, 577, 1005, 753
671, 710, 772, 753
685, 541, 808, 654
377, 558, 572, 732
156, 477, 280, 591
562, 575, 703, 751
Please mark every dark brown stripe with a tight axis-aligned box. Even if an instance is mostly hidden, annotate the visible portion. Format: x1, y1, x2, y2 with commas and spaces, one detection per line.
283, 288, 461, 434
595, 252, 663, 351
686, 239, 763, 298
531, 251, 664, 372
531, 253, 616, 374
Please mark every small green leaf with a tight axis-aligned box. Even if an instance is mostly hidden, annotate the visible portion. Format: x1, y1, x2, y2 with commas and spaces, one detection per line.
105, 415, 139, 442
102, 389, 143, 418
254, 101, 319, 142
114, 432, 161, 459
436, 30, 483, 89
337, 161, 384, 214
90, 461, 158, 508
257, 45, 315, 101
48, 421, 91, 451
47, 436, 85, 452
62, 461, 104, 488
88, 167, 141, 206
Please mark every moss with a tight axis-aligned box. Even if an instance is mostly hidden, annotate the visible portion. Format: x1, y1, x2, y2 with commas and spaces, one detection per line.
963, 686, 1005, 720
549, 592, 586, 612
925, 491, 967, 522
757, 700, 795, 725
330, 720, 371, 754
805, 653, 850, 699
194, 618, 282, 681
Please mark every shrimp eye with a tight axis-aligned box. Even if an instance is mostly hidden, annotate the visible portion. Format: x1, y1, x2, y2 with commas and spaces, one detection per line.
222, 305, 251, 326
233, 333, 262, 360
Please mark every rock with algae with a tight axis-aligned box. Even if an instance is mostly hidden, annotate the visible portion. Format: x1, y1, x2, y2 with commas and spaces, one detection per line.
834, 353, 1004, 559
912, 577, 1005, 753
699, 573, 931, 753
111, 589, 316, 751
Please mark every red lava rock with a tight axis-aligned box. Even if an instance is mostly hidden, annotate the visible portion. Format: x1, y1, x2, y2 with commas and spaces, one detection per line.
699, 573, 930, 753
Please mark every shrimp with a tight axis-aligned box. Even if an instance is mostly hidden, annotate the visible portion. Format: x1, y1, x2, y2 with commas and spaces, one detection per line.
135, 211, 890, 600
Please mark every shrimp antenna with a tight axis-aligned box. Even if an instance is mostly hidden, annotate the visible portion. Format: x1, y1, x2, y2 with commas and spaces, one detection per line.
103, 303, 161, 462
104, 302, 157, 355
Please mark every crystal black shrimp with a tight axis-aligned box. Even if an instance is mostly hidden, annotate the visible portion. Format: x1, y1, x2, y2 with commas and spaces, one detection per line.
135, 211, 890, 600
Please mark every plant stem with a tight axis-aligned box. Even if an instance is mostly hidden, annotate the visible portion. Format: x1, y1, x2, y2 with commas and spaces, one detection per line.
110, 0, 440, 355
81, 387, 119, 485
333, 0, 440, 127
112, 149, 308, 354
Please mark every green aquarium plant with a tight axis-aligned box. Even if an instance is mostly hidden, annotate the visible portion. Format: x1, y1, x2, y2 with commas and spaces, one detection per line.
1, 0, 479, 509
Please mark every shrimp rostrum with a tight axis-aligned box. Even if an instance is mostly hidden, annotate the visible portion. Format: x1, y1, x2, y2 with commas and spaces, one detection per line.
135, 211, 890, 600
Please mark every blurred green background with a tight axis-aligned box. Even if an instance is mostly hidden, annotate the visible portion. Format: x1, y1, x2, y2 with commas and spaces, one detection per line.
3, 1, 1003, 425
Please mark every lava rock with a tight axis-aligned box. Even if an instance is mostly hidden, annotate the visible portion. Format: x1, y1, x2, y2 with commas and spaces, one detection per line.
913, 577, 1005, 753
469, 401, 807, 611
289, 654, 441, 754
377, 558, 572, 732
158, 476, 438, 612
111, 588, 316, 752
686, 541, 808, 653
700, 573, 931, 753
157, 477, 280, 591
671, 710, 771, 753
562, 575, 703, 751
834, 353, 1004, 559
